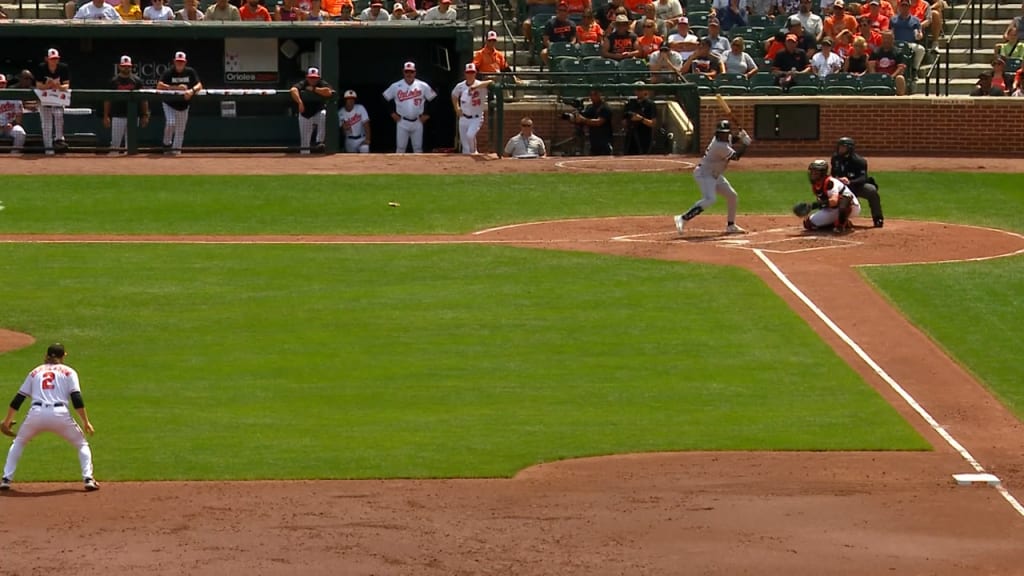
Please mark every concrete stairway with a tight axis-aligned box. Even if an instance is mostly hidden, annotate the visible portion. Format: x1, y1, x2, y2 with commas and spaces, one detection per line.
937, 2, 1017, 94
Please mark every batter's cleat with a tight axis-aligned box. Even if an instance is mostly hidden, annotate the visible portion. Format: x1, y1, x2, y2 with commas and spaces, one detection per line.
873, 218, 884, 228
674, 214, 685, 235
314, 142, 326, 153
84, 478, 100, 491
45, 149, 55, 156
725, 224, 747, 234
0, 477, 11, 491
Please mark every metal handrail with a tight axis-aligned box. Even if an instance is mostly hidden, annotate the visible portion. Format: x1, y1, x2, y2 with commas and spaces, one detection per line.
924, 45, 943, 95
485, 0, 519, 73
944, 0, 980, 95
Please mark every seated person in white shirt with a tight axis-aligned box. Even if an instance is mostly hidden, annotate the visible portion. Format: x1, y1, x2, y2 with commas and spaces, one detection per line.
667, 16, 700, 61
810, 36, 844, 77
143, 0, 175, 19
504, 117, 547, 157
73, 0, 121, 19
422, 0, 457, 20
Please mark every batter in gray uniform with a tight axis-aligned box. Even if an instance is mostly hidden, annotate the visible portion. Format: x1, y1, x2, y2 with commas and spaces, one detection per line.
674, 119, 752, 235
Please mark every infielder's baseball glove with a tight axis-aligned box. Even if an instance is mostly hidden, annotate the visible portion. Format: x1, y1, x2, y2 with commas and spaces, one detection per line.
792, 202, 813, 217
0, 420, 16, 438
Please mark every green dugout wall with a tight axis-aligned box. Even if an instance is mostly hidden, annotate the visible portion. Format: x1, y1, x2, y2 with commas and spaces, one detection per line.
0, 22, 473, 152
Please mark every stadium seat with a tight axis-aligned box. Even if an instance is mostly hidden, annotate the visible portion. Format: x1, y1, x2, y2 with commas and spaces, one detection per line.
747, 14, 774, 28
531, 14, 553, 66
548, 41, 579, 70
749, 71, 782, 94
554, 56, 583, 72
688, 12, 710, 27
858, 73, 897, 95
1005, 57, 1022, 74
586, 57, 620, 85
686, 0, 712, 13
559, 59, 590, 98
822, 73, 859, 95
578, 42, 602, 59
714, 73, 749, 95
683, 73, 715, 95
787, 73, 820, 95
729, 26, 764, 43
617, 58, 650, 83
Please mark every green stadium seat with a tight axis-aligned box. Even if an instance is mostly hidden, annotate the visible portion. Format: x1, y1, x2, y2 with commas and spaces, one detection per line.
714, 73, 749, 95
859, 73, 897, 95
688, 12, 710, 27
586, 57, 620, 85
578, 42, 602, 59
686, 0, 712, 13
548, 41, 579, 69
787, 73, 821, 95
749, 71, 783, 95
729, 26, 764, 43
822, 73, 859, 95
747, 14, 774, 28
617, 57, 650, 83
683, 73, 715, 95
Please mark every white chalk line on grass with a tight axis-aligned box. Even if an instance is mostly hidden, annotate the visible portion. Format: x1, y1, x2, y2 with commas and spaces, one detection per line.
554, 158, 695, 172
0, 238, 605, 246
857, 224, 1024, 267
753, 248, 1024, 520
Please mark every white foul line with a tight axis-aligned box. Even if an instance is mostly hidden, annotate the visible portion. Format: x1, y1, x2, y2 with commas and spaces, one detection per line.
753, 248, 1024, 519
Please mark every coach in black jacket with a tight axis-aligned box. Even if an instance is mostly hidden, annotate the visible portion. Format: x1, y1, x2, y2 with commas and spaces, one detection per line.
831, 136, 884, 228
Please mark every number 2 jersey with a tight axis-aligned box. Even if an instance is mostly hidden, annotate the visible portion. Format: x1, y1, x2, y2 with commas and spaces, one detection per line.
19, 363, 81, 406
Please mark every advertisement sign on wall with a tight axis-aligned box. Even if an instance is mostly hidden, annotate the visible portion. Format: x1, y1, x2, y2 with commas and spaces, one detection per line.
224, 38, 279, 84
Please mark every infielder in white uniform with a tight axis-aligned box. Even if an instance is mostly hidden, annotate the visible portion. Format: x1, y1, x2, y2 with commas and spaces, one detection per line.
156, 51, 203, 155
674, 119, 751, 235
36, 48, 71, 156
383, 61, 437, 154
339, 90, 371, 153
289, 67, 335, 154
1, 343, 99, 492
804, 159, 861, 232
0, 74, 27, 154
451, 63, 493, 155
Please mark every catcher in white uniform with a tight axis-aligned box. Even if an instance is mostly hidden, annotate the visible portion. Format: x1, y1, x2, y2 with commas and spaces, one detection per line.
451, 63, 493, 155
796, 159, 861, 232
1, 343, 99, 492
339, 90, 371, 153
674, 119, 751, 235
383, 61, 437, 154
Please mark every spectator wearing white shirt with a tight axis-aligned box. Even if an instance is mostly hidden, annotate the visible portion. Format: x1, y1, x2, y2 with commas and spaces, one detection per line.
177, 0, 206, 20
73, 0, 121, 19
654, 0, 683, 23
811, 36, 844, 76
649, 43, 684, 82
421, 0, 457, 20
667, 16, 699, 61
143, 0, 175, 19
359, 0, 391, 20
794, 0, 823, 38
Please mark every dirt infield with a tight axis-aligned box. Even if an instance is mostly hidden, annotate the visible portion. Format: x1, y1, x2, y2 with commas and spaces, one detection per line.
1, 155, 1024, 576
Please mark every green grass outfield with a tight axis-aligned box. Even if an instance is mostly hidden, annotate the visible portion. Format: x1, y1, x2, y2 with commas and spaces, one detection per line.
0, 172, 1020, 481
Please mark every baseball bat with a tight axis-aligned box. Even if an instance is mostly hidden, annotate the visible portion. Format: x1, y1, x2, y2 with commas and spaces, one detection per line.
714, 94, 741, 131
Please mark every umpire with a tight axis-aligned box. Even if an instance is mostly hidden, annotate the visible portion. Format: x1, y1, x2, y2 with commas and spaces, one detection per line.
830, 136, 884, 228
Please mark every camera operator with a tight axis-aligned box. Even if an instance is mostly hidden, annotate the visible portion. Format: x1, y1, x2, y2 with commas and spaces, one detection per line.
622, 81, 656, 155
564, 89, 613, 155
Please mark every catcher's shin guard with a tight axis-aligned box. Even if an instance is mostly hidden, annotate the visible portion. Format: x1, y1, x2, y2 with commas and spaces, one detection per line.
837, 196, 853, 228
803, 217, 815, 231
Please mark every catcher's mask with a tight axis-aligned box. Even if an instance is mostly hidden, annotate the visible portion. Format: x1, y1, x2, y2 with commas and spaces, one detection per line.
808, 159, 829, 185
836, 136, 855, 156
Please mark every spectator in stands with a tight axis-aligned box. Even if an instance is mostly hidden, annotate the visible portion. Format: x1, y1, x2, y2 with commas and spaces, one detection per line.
206, 0, 241, 19
970, 70, 1004, 96
655, 0, 683, 25
636, 3, 668, 38
868, 30, 907, 94
843, 34, 870, 74
603, 14, 641, 59
359, 0, 390, 19
890, 0, 925, 72
523, 0, 558, 48
724, 37, 758, 77
991, 57, 1010, 93
1013, 65, 1023, 96
177, 0, 206, 19
716, 0, 748, 31
623, 82, 656, 154
422, 0, 456, 20
649, 43, 684, 81
505, 117, 547, 157
778, 0, 800, 14
624, 0, 646, 15
863, 0, 890, 29
856, 16, 883, 49
577, 9, 605, 43
996, 4, 1024, 56
117, 0, 142, 19
143, 0, 174, 19
705, 18, 731, 54
275, 0, 304, 19
668, 16, 700, 61
388, 2, 407, 18
73, 0, 121, 19
599, 0, 627, 29
772, 33, 812, 89
305, 0, 330, 19
906, 0, 940, 46
637, 18, 664, 56
786, 16, 818, 56
834, 28, 854, 57
811, 36, 844, 75
766, 30, 787, 59
335, 2, 355, 18
682, 37, 724, 77
569, 89, 613, 155
821, 0, 858, 39
794, 0, 824, 38
604, 5, 631, 35
747, 0, 780, 16
240, 0, 272, 19
543, 3, 578, 64
564, 0, 590, 16
474, 30, 513, 76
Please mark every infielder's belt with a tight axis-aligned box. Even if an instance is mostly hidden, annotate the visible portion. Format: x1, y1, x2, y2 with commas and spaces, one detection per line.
462, 114, 481, 119
347, 135, 364, 139
402, 115, 420, 122
32, 402, 65, 408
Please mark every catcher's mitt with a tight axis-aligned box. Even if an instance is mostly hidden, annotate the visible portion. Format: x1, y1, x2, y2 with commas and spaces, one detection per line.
792, 202, 813, 217
0, 420, 16, 438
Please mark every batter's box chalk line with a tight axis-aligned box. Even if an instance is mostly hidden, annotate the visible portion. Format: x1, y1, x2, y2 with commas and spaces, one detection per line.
727, 235, 862, 254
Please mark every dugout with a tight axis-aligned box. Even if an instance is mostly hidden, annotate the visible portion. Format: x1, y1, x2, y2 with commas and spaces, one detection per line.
0, 22, 473, 152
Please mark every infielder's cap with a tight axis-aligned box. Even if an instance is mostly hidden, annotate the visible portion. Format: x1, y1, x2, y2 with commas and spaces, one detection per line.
46, 343, 66, 358
343, 89, 357, 99
175, 51, 187, 61
465, 62, 477, 72
487, 30, 498, 40
785, 33, 798, 41
677, 16, 688, 24
47, 48, 60, 60
119, 55, 133, 66
614, 13, 629, 22
403, 61, 416, 71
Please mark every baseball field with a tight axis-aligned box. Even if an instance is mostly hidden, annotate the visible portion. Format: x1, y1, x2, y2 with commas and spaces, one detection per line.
0, 154, 1022, 575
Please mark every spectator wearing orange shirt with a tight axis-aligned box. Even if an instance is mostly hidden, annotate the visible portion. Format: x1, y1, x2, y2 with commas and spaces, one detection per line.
321, 0, 347, 16
473, 30, 513, 75
239, 0, 272, 20
821, 0, 859, 40
862, 0, 890, 30
1012, 66, 1023, 96
636, 20, 663, 57
855, 16, 883, 49
577, 9, 604, 43
624, 0, 646, 14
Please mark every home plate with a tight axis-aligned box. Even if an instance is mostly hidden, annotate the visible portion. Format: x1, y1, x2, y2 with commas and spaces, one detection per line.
952, 473, 1001, 486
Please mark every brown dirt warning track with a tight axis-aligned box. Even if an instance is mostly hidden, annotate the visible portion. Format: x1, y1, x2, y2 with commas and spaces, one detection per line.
1, 154, 1023, 576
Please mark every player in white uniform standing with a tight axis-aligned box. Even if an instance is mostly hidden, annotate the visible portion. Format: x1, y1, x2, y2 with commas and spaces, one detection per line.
0, 74, 28, 154
0, 343, 99, 492
383, 61, 437, 154
674, 119, 751, 235
156, 51, 203, 156
450, 63, 493, 155
338, 90, 371, 153
804, 159, 861, 232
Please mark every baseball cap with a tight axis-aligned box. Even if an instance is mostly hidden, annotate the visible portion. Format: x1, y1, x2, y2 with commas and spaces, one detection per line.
677, 15, 688, 24
306, 66, 321, 77
788, 15, 801, 26
699, 37, 712, 46
370, 0, 382, 5
821, 37, 833, 45
46, 343, 66, 358
343, 89, 357, 98
393, 2, 403, 9
47, 48, 60, 60
614, 13, 629, 22
869, 0, 880, 4
833, 0, 844, 7
465, 63, 477, 72
119, 55, 133, 66
175, 51, 187, 61
707, 18, 720, 26
487, 30, 498, 40
785, 33, 798, 41
633, 80, 646, 86
403, 61, 416, 71
557, 0, 568, 7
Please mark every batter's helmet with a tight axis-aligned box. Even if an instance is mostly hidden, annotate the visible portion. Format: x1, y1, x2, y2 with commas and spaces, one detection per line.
836, 136, 855, 154
715, 120, 731, 134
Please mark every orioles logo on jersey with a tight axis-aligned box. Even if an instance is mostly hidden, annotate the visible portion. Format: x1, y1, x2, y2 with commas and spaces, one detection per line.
397, 89, 423, 102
